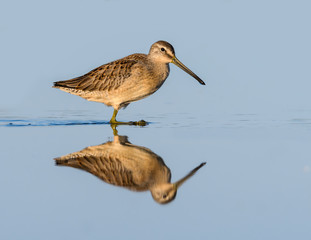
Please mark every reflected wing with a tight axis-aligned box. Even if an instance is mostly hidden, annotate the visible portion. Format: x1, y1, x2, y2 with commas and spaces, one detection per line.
55, 143, 146, 190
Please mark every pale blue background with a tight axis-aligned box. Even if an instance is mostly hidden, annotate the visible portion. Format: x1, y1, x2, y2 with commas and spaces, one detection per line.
1, 0, 310, 116
0, 0, 310, 239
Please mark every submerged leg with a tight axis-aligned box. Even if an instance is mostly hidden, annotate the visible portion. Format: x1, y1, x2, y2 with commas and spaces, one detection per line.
110, 124, 118, 136
109, 109, 147, 126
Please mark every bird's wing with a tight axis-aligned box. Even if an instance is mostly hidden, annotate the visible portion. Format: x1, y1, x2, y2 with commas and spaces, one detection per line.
54, 57, 142, 92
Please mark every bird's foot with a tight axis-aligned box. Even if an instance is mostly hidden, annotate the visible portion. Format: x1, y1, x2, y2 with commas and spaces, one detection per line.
129, 120, 147, 126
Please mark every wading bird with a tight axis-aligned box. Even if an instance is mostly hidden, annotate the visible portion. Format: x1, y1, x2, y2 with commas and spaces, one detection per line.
53, 41, 205, 125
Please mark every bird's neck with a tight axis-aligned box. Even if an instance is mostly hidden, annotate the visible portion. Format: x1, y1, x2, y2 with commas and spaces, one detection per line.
150, 61, 170, 82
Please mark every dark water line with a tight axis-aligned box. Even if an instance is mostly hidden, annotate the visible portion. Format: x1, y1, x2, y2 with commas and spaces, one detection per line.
0, 119, 153, 127
0, 119, 110, 127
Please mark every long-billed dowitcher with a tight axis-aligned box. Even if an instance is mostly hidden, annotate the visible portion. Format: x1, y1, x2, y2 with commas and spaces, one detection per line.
55, 127, 206, 204
53, 40, 205, 125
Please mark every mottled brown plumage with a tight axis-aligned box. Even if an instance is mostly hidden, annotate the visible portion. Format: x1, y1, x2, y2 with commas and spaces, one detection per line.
55, 132, 206, 204
53, 41, 205, 124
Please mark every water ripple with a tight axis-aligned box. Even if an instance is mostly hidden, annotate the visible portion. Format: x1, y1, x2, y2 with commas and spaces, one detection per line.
1, 111, 311, 128
0, 119, 109, 127
289, 118, 311, 125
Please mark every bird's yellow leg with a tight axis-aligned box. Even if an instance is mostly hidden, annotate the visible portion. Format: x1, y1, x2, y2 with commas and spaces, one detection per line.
109, 109, 119, 124
109, 109, 147, 126
109, 109, 129, 125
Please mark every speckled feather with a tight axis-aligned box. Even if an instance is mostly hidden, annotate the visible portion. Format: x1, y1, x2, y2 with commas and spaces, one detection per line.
54, 55, 145, 92
54, 52, 169, 110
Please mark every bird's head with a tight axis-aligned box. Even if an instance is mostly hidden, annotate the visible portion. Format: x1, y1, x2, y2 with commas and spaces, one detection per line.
149, 40, 205, 85
150, 162, 206, 204
150, 183, 177, 204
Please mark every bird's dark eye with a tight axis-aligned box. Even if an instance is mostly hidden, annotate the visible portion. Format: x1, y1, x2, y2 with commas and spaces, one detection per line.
161, 48, 165, 52
163, 194, 167, 199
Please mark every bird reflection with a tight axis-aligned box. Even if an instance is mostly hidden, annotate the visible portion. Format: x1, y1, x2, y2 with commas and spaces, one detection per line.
54, 127, 206, 204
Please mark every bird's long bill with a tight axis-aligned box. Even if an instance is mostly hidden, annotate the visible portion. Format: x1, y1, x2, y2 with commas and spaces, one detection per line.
172, 57, 205, 85
174, 162, 206, 189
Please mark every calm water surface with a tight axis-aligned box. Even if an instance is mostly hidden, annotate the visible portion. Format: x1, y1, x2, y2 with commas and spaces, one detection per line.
2, 0, 311, 239
0, 111, 310, 240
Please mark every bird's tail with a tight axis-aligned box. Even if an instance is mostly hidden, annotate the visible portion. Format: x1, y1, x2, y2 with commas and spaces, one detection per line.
53, 76, 85, 89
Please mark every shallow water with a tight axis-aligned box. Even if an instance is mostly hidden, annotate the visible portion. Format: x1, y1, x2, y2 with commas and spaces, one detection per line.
0, 111, 310, 240
2, 0, 311, 238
